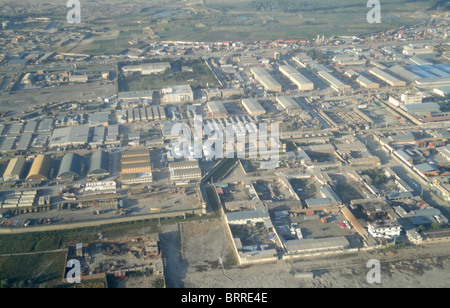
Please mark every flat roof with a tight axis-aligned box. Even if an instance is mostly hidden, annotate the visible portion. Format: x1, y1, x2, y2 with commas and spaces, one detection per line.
276, 96, 301, 110
369, 67, 406, 86
285, 236, 350, 253
207, 101, 228, 115
317, 70, 350, 89
49, 125, 90, 147
241, 98, 266, 115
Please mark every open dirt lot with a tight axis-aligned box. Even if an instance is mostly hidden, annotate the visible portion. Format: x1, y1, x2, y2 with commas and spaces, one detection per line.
160, 219, 450, 288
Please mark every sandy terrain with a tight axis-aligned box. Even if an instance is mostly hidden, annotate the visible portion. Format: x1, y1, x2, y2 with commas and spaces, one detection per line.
161, 219, 450, 288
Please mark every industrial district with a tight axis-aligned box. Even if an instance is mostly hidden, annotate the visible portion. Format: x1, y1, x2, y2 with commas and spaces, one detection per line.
0, 5, 449, 289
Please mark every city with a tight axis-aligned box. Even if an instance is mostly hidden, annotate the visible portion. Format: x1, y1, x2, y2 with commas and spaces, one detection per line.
0, 0, 449, 290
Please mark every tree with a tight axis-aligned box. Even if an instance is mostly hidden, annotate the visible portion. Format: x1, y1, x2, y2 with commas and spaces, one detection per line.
431, 222, 441, 230
0, 279, 9, 288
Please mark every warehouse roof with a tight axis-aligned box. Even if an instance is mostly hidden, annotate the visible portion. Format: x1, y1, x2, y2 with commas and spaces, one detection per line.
241, 98, 266, 115
207, 101, 228, 115
276, 96, 301, 111
49, 125, 90, 147
57, 153, 82, 179
226, 207, 270, 223
121, 148, 150, 158
400, 102, 440, 114
169, 160, 200, 170
369, 67, 406, 86
285, 236, 350, 254
356, 74, 378, 86
389, 65, 421, 81
3, 156, 26, 179
88, 150, 110, 176
26, 155, 52, 181
317, 70, 350, 90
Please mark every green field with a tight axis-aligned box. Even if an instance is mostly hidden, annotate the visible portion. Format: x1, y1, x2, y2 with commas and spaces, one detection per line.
86, 0, 445, 43
118, 58, 219, 92
2, 0, 445, 55
0, 252, 66, 288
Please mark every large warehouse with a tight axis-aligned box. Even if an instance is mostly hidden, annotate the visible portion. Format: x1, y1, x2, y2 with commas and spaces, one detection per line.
241, 98, 266, 116
57, 153, 82, 180
250, 67, 282, 93
88, 150, 110, 179
48, 125, 90, 149
278, 64, 314, 91
3, 156, 26, 181
369, 67, 407, 87
389, 65, 421, 82
26, 155, 53, 181
120, 147, 152, 184
161, 85, 194, 104
317, 70, 351, 92
276, 96, 302, 115
207, 101, 228, 118
169, 160, 202, 183
356, 74, 380, 89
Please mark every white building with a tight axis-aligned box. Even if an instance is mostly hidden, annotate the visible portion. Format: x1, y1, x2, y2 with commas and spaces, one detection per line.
161, 85, 194, 104
367, 220, 402, 240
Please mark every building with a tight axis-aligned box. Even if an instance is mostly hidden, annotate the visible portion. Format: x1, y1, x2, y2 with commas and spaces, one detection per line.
317, 70, 351, 92
120, 148, 152, 184
121, 173, 153, 185
276, 96, 302, 115
356, 74, 379, 89
401, 92, 423, 105
140, 62, 171, 75
415, 77, 450, 89
205, 88, 222, 100
3, 156, 26, 181
367, 220, 402, 240
221, 88, 244, 99
278, 64, 314, 91
123, 62, 170, 75
226, 207, 270, 225
403, 44, 435, 56
21, 73, 34, 85
433, 86, 450, 98
49, 125, 90, 148
241, 98, 266, 116
118, 91, 154, 103
89, 112, 110, 127
169, 160, 202, 183
369, 67, 407, 87
400, 103, 440, 116
207, 101, 228, 118
285, 236, 350, 255
88, 150, 110, 179
57, 153, 82, 181
250, 67, 282, 93
389, 65, 421, 82
26, 155, 52, 181
68, 75, 88, 83
161, 85, 194, 104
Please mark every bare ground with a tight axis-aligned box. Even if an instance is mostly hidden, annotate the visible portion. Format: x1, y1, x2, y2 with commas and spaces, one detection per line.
161, 219, 450, 288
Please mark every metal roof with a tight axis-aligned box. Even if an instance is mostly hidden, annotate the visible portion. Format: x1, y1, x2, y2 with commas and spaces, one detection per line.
88, 150, 110, 176
57, 153, 82, 178
207, 101, 228, 115
3, 156, 26, 179
285, 236, 350, 253
241, 98, 266, 115
26, 155, 52, 181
